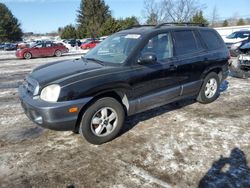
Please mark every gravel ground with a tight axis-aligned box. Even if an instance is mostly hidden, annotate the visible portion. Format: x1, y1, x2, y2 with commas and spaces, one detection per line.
0, 52, 249, 188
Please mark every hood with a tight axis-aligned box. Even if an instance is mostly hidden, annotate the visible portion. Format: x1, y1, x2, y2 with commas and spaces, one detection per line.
223, 37, 247, 44
30, 58, 104, 85
240, 41, 250, 50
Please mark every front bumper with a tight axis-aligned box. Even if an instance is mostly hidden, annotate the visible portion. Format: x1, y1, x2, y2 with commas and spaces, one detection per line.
16, 50, 23, 59
239, 54, 250, 70
19, 85, 92, 131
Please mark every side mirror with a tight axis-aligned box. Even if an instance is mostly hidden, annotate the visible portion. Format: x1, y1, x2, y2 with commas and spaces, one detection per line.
138, 52, 157, 64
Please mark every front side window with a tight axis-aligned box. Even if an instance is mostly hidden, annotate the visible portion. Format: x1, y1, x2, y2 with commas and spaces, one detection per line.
173, 30, 203, 56
34, 43, 43, 48
141, 33, 173, 61
85, 33, 142, 64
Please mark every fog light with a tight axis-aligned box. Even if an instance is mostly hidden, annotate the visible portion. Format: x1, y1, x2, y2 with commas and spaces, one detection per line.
34, 116, 43, 124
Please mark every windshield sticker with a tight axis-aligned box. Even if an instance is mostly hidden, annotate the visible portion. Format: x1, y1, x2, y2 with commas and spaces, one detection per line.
125, 34, 141, 39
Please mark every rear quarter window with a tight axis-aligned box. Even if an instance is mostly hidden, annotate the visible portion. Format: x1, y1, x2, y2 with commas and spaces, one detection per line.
173, 30, 203, 56
199, 30, 224, 50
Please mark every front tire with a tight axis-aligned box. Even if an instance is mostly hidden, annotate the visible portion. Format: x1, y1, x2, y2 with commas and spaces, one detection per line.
79, 97, 125, 145
197, 72, 220, 104
24, 52, 32, 59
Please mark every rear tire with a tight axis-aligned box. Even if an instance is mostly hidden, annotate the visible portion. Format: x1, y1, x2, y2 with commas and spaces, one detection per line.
24, 52, 32, 59
79, 97, 125, 145
55, 50, 62, 57
197, 72, 220, 104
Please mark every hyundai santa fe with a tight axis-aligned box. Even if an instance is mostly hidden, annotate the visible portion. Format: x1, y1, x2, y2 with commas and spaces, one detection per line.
19, 23, 229, 144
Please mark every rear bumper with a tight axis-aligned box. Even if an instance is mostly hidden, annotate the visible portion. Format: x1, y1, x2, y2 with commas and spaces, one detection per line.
221, 64, 229, 81
19, 85, 92, 131
222, 70, 229, 81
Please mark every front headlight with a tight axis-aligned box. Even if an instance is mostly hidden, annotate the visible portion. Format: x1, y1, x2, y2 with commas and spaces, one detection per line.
40, 84, 61, 102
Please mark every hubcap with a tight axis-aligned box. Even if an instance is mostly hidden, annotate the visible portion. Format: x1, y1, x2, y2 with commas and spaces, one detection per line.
25, 53, 31, 59
56, 51, 61, 56
205, 78, 218, 99
90, 107, 118, 137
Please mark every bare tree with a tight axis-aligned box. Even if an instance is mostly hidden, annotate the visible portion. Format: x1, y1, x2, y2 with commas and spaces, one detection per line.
163, 0, 204, 22
228, 12, 240, 26
142, 0, 165, 24
142, 0, 205, 24
210, 5, 219, 27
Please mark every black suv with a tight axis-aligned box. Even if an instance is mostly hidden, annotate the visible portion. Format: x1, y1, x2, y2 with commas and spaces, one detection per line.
19, 23, 229, 144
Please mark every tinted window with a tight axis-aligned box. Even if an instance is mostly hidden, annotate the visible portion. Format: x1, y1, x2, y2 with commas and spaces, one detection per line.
45, 43, 52, 47
141, 33, 173, 61
200, 30, 223, 50
173, 30, 202, 56
34, 43, 43, 48
237, 32, 250, 38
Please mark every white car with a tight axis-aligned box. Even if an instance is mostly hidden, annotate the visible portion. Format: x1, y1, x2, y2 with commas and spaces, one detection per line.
223, 30, 250, 49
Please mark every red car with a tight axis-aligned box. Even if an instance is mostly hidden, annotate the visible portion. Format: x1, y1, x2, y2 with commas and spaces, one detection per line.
16, 42, 69, 59
80, 40, 100, 50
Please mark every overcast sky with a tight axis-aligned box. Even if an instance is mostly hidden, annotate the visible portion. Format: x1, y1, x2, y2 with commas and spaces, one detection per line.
1, 0, 249, 33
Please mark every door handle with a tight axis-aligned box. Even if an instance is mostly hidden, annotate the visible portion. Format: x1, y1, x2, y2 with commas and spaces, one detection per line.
169, 64, 177, 71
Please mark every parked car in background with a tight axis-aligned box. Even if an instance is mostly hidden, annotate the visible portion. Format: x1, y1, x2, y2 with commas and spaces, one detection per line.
238, 41, 250, 71
63, 39, 81, 47
99, 36, 108, 41
0, 43, 5, 50
223, 30, 250, 49
82, 38, 99, 43
16, 41, 68, 59
4, 43, 17, 51
80, 40, 100, 49
230, 35, 250, 57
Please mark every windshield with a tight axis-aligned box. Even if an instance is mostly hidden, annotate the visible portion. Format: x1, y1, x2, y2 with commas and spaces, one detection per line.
226, 32, 237, 39
226, 32, 250, 39
85, 33, 142, 64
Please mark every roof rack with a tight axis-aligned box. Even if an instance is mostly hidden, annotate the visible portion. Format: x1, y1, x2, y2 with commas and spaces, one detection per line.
155, 22, 208, 28
125, 25, 156, 30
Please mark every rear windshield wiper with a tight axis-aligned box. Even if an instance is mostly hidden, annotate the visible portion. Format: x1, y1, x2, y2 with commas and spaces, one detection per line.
85, 57, 105, 65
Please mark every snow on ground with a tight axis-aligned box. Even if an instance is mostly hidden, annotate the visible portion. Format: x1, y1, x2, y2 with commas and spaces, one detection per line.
0, 53, 249, 187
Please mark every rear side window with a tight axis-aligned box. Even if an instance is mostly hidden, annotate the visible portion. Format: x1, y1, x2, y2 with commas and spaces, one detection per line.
199, 30, 223, 50
173, 30, 203, 56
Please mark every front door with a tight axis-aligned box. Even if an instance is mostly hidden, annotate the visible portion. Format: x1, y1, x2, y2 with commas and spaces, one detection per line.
129, 32, 181, 112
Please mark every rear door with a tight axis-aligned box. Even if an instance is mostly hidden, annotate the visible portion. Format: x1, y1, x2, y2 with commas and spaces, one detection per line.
172, 29, 206, 96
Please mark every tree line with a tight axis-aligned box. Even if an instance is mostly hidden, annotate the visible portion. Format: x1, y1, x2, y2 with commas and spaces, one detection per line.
58, 0, 139, 39
0, 3, 22, 42
0, 0, 250, 42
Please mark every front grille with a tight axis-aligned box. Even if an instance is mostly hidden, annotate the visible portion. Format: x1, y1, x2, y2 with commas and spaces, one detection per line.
23, 77, 39, 96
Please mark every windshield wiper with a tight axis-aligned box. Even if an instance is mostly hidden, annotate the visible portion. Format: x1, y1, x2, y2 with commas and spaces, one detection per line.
85, 57, 105, 65
81, 56, 88, 65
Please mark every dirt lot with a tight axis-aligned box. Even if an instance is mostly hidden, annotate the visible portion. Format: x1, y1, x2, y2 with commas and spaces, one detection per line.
0, 52, 249, 188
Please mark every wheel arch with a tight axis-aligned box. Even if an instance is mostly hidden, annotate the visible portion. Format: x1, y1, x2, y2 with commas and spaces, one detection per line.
74, 90, 129, 132
23, 51, 32, 59
201, 67, 223, 82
